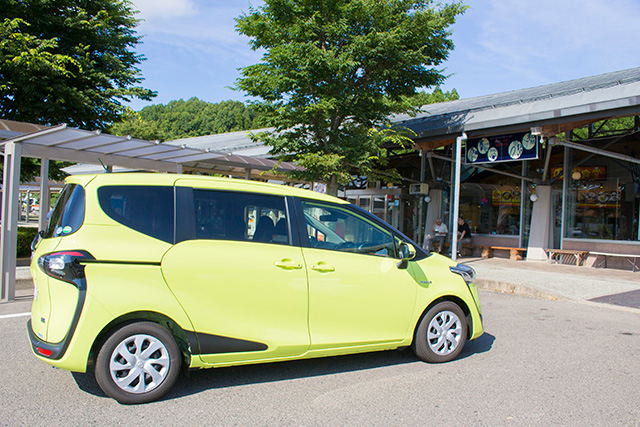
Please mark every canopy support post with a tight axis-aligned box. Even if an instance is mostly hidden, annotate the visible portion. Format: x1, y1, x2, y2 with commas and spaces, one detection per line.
1, 142, 22, 301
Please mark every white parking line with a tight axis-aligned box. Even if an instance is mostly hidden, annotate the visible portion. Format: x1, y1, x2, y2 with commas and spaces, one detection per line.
0, 312, 31, 320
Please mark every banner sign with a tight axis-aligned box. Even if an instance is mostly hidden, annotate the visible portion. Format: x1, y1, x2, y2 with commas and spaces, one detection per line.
491, 189, 522, 207
465, 132, 539, 164
550, 166, 606, 181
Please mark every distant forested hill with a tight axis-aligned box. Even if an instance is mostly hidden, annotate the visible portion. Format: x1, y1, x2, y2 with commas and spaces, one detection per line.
109, 98, 264, 141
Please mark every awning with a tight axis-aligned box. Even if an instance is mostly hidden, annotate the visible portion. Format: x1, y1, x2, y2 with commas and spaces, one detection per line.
0, 123, 302, 179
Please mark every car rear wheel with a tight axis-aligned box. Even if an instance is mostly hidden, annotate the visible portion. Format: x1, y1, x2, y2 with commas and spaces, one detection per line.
413, 301, 467, 363
95, 322, 181, 404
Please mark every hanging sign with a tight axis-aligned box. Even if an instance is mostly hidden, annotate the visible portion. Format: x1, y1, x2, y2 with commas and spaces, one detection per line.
465, 132, 539, 164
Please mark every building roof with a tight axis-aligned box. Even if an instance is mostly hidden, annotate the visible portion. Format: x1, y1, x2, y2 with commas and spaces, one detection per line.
0, 119, 48, 139
392, 67, 640, 150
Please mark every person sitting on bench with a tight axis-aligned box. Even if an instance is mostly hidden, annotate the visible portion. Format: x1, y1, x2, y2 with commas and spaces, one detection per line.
456, 216, 472, 257
457, 216, 472, 245
428, 218, 448, 253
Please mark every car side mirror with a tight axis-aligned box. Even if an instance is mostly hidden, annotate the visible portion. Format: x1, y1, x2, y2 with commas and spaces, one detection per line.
397, 242, 416, 269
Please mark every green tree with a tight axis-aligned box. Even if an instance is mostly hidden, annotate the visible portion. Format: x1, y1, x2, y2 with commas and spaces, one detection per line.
108, 108, 167, 142
110, 98, 264, 141
571, 117, 637, 140
410, 86, 459, 107
0, 0, 155, 129
235, 0, 466, 195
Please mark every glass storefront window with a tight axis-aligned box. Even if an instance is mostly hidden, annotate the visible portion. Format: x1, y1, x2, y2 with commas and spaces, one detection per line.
358, 196, 371, 211
459, 183, 523, 235
565, 175, 639, 241
372, 196, 386, 221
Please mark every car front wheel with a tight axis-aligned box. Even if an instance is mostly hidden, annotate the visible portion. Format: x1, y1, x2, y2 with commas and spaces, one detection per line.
413, 301, 467, 363
95, 322, 182, 404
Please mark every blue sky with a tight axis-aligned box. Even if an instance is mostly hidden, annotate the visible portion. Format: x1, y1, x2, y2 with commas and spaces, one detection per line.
128, 0, 640, 110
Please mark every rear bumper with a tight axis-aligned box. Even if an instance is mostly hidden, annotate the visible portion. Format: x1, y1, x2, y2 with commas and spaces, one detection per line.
27, 319, 69, 360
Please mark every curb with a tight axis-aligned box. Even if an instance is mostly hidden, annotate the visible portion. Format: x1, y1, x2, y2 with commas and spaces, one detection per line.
16, 278, 33, 291
476, 279, 566, 301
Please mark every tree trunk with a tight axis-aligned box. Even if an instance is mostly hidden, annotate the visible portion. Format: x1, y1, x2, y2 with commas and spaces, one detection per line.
326, 175, 339, 197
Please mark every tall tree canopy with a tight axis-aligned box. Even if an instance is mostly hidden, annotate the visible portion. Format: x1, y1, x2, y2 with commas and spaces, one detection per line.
0, 0, 154, 129
109, 98, 264, 141
236, 0, 466, 195
412, 86, 459, 107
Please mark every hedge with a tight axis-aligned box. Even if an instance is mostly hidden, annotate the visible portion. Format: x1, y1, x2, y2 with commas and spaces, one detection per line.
17, 227, 39, 258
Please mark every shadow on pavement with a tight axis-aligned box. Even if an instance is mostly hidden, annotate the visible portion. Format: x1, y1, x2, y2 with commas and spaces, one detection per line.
73, 350, 420, 401
71, 370, 106, 398
98, 336, 493, 402
72, 333, 496, 403
589, 289, 640, 309
458, 332, 495, 360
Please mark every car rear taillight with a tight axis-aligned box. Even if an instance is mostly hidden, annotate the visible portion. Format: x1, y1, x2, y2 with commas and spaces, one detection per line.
36, 347, 53, 357
38, 251, 95, 287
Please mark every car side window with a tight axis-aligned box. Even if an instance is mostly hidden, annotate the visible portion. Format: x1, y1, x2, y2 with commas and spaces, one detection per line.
98, 185, 174, 243
301, 200, 396, 258
192, 190, 289, 244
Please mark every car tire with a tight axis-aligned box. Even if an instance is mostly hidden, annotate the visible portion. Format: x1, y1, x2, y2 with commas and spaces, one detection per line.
413, 301, 467, 363
95, 322, 182, 404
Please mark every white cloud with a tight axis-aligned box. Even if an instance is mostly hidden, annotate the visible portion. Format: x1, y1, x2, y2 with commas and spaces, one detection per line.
128, 0, 266, 107
132, 0, 260, 60
442, 0, 640, 97
476, 0, 640, 77
131, 0, 197, 19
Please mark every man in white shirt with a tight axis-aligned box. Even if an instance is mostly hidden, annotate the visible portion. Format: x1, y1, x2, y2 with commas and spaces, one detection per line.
428, 218, 448, 253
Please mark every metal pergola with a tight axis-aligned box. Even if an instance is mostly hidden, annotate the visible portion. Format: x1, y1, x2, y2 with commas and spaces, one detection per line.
0, 123, 302, 301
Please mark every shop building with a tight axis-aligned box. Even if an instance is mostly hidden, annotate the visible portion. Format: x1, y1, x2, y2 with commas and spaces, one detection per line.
390, 67, 640, 266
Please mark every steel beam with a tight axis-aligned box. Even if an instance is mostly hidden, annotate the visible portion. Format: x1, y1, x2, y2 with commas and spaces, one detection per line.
429, 152, 537, 183
551, 138, 640, 165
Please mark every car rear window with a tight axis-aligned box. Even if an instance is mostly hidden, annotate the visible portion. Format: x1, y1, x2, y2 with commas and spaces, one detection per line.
98, 185, 174, 244
45, 184, 85, 238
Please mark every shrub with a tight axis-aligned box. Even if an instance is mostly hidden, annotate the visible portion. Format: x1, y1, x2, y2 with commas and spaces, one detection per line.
17, 227, 39, 257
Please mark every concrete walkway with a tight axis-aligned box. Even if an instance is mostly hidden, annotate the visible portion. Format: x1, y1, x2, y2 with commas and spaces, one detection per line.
463, 256, 640, 312
3, 258, 640, 317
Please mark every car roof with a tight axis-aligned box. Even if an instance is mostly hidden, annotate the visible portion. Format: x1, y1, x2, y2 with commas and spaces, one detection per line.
64, 173, 349, 204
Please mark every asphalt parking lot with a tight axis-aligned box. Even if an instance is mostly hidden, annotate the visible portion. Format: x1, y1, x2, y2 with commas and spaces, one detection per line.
1, 290, 639, 426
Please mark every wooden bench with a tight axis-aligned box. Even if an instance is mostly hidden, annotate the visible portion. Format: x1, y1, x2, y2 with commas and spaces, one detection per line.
460, 243, 474, 257
479, 245, 526, 261
431, 242, 474, 256
545, 249, 590, 267
590, 251, 640, 272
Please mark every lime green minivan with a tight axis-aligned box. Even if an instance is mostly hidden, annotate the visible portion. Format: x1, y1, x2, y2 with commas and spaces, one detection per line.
29, 173, 483, 404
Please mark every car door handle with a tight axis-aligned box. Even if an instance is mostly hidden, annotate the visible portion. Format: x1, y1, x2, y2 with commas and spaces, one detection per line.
309, 263, 335, 272
274, 260, 303, 269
